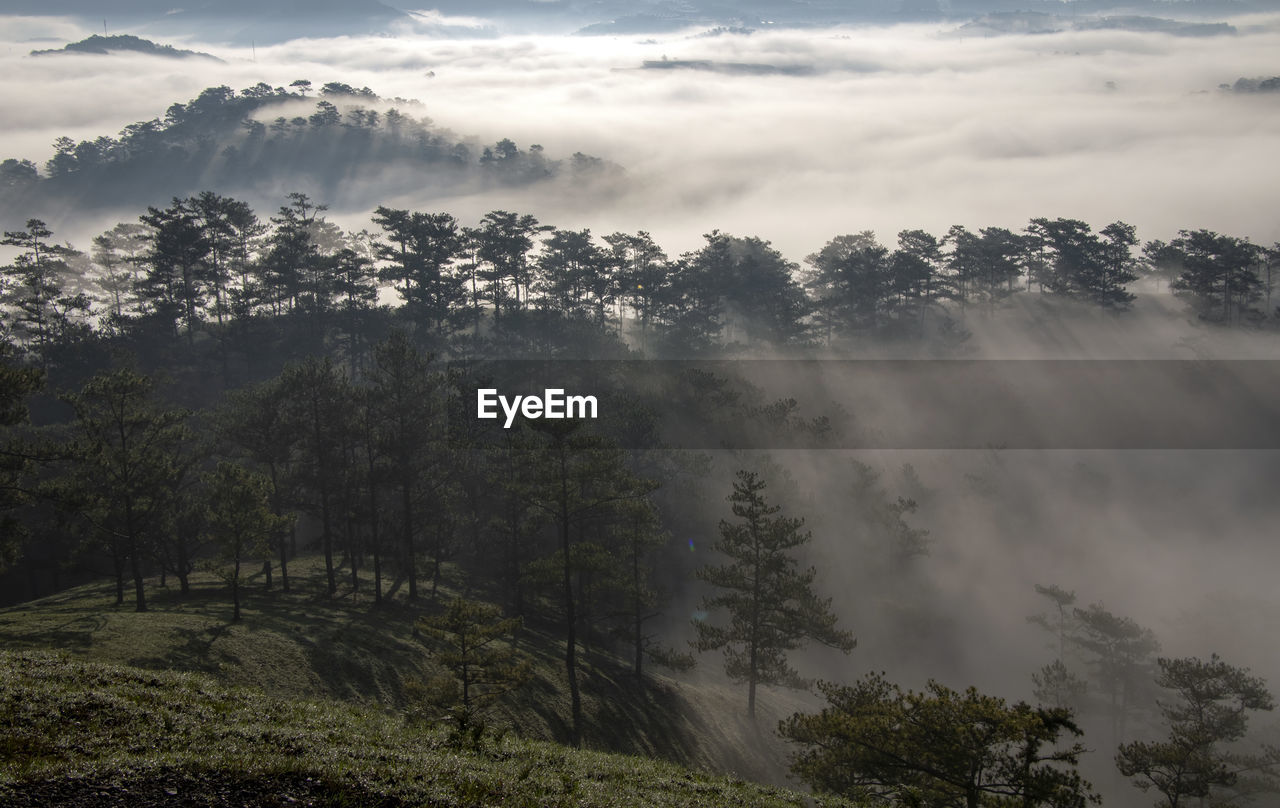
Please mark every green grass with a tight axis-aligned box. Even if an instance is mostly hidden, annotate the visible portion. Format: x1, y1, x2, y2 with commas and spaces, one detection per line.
0, 652, 853, 807
0, 558, 813, 785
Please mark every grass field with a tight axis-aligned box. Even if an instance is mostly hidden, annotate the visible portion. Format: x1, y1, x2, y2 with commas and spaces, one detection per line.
0, 651, 855, 807
0, 557, 822, 800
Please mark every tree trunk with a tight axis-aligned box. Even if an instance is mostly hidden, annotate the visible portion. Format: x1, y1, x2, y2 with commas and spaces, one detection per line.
402, 480, 417, 601
634, 613, 644, 680
112, 547, 125, 606
560, 493, 581, 746
321, 488, 335, 595
279, 527, 291, 593
270, 465, 289, 593
431, 523, 443, 598
130, 548, 147, 613
370, 486, 382, 606
176, 535, 190, 594
348, 517, 359, 597
633, 540, 643, 679
232, 555, 241, 621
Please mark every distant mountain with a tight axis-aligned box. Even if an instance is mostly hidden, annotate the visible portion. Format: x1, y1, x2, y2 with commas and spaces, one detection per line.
3, 1, 408, 43
1228, 75, 1280, 92
640, 59, 817, 76
5, 0, 1280, 39
950, 12, 1237, 37
1, 0, 404, 17
30, 35, 223, 61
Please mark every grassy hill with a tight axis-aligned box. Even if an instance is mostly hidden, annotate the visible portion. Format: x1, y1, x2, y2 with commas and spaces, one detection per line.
0, 558, 815, 789
0, 651, 851, 807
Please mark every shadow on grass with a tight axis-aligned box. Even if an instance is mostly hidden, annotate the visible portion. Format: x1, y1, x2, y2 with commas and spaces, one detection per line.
129, 622, 232, 674
2, 557, 744, 778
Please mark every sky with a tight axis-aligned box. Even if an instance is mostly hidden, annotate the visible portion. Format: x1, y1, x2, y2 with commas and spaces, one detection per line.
3, 13, 1280, 260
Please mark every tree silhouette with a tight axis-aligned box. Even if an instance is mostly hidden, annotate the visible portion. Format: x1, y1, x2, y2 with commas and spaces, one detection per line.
59, 369, 194, 611
693, 470, 854, 718
1170, 230, 1264, 324
204, 462, 290, 621
1117, 654, 1280, 807
1072, 602, 1160, 748
2, 219, 91, 367
0, 351, 42, 572
781, 672, 1098, 808
414, 597, 531, 742
525, 420, 655, 745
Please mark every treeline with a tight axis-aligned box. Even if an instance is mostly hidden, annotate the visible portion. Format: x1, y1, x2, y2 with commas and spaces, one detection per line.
3, 193, 1279, 388
0, 82, 612, 212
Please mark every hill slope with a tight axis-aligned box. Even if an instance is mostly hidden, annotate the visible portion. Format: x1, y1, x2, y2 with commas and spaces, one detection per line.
0, 651, 847, 807
30, 35, 222, 60
0, 560, 809, 785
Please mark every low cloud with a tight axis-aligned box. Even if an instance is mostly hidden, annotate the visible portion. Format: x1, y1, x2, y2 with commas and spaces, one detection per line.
3, 18, 1279, 259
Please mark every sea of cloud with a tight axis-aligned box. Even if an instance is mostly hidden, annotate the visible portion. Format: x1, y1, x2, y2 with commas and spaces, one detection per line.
2, 14, 1279, 259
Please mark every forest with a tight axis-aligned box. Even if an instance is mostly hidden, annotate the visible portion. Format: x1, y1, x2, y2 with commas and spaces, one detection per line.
3, 123, 1280, 807
0, 82, 616, 219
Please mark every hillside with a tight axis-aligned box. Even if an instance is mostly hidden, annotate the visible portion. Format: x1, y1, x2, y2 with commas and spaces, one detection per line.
0, 651, 847, 807
0, 558, 809, 787
0, 82, 619, 219
1, 2, 408, 43
30, 35, 222, 61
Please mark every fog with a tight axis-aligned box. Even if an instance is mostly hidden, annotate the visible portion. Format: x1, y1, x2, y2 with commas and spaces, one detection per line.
4, 14, 1280, 258
5, 11, 1280, 806
658, 440, 1280, 797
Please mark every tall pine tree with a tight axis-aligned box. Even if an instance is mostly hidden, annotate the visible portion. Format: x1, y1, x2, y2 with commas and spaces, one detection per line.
694, 470, 855, 718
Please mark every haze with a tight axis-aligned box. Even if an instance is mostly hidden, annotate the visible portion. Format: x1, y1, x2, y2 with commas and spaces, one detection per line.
4, 8, 1280, 806
3, 14, 1280, 258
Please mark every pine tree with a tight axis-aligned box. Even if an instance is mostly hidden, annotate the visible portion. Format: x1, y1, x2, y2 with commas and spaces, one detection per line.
693, 470, 855, 718
604, 231, 668, 348
473, 210, 548, 324
59, 369, 195, 611
781, 673, 1098, 808
204, 462, 290, 621
138, 200, 212, 345
0, 350, 42, 572
610, 497, 677, 680
1072, 602, 1160, 748
888, 228, 950, 334
216, 376, 301, 593
414, 597, 531, 743
537, 228, 607, 322
278, 357, 352, 596
1170, 229, 1264, 324
525, 420, 655, 745
366, 332, 448, 602
803, 231, 891, 338
1027, 218, 1138, 308
688, 232, 811, 347
1, 219, 91, 367
1028, 583, 1088, 711
90, 222, 148, 326
372, 206, 465, 333
1117, 654, 1280, 807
